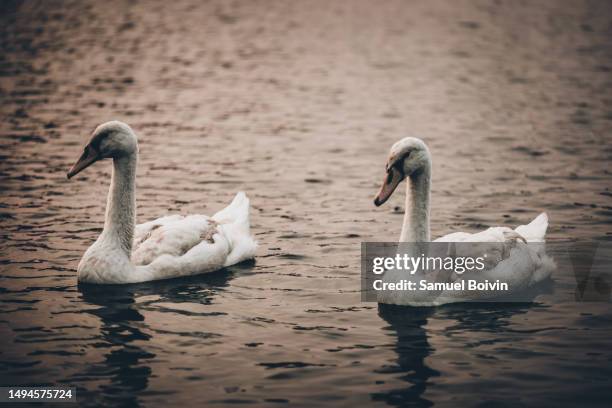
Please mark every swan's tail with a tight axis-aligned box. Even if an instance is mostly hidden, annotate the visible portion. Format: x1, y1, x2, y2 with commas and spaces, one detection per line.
213, 192, 257, 267
515, 212, 548, 242
213, 191, 249, 224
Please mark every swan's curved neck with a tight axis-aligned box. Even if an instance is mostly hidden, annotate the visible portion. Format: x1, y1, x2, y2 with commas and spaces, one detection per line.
400, 166, 431, 242
102, 153, 137, 255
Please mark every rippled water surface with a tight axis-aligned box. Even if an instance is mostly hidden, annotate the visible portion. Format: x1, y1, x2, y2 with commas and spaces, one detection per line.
1, 0, 612, 406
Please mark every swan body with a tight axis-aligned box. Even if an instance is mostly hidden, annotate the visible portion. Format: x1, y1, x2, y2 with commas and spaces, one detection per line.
373, 137, 554, 306
68, 121, 257, 284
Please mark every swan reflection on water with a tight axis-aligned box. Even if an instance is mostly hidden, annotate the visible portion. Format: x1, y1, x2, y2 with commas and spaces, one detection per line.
374, 299, 547, 407
73, 267, 238, 406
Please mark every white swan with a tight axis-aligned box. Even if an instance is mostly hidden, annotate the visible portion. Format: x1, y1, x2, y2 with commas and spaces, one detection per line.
67, 121, 257, 284
373, 137, 554, 306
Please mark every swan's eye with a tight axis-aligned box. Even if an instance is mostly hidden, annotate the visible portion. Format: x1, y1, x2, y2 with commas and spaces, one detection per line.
386, 170, 394, 184
90, 130, 110, 150
392, 156, 406, 169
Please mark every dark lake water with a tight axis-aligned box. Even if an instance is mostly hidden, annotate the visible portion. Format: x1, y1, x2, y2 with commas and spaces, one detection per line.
1, 0, 612, 406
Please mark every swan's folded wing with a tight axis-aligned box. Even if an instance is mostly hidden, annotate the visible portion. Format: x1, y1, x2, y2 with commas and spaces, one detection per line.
133, 215, 185, 246
129, 213, 254, 283
132, 215, 219, 266
436, 224, 553, 286
434, 232, 474, 242
434, 226, 526, 271
438, 227, 515, 243
131, 233, 231, 283
127, 193, 256, 283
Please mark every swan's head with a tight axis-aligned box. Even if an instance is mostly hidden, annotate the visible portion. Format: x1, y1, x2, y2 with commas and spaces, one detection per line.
67, 121, 138, 179
374, 137, 431, 206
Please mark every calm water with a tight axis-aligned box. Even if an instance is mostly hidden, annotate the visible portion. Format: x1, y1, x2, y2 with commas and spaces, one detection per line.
1, 0, 612, 406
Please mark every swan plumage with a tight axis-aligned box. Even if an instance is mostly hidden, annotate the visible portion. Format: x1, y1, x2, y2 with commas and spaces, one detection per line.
68, 121, 256, 284
373, 137, 554, 306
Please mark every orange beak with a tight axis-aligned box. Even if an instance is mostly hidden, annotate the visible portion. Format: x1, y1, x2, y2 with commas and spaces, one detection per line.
374, 166, 403, 206
67, 145, 100, 179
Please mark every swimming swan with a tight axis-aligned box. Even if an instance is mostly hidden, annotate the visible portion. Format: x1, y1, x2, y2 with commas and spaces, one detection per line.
67, 121, 257, 284
373, 137, 554, 306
